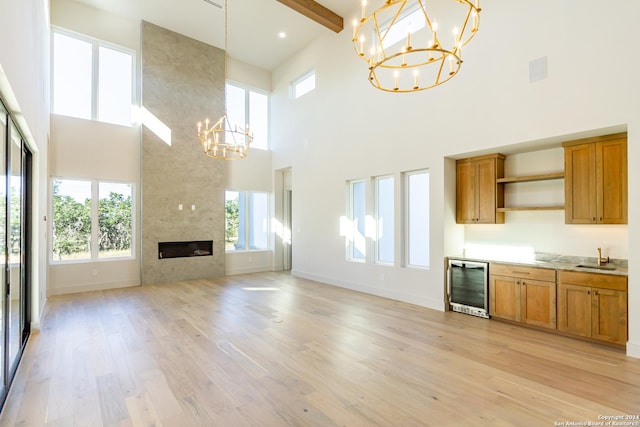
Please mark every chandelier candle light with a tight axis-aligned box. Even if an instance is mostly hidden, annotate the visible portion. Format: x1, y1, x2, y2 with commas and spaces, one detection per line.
353, 0, 481, 92
196, 0, 253, 160
197, 115, 252, 160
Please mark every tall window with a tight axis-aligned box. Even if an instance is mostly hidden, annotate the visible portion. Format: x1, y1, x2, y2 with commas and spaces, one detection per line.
98, 182, 133, 258
348, 180, 366, 261
226, 83, 269, 150
375, 176, 394, 264
52, 28, 134, 126
51, 178, 133, 261
404, 170, 430, 268
225, 191, 269, 252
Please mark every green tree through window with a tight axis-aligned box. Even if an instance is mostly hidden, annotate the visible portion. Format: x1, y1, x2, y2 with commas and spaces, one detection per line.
52, 180, 91, 260
51, 179, 133, 261
99, 191, 132, 257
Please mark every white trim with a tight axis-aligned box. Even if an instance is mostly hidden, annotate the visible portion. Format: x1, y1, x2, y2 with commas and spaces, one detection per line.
374, 174, 395, 265
225, 81, 270, 150
347, 179, 366, 262
51, 26, 136, 126
291, 69, 316, 99
627, 341, 640, 359
403, 169, 431, 269
48, 280, 140, 296
49, 177, 136, 264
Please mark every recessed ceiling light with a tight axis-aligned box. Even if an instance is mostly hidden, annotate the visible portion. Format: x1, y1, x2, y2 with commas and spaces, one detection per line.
278, 32, 287, 39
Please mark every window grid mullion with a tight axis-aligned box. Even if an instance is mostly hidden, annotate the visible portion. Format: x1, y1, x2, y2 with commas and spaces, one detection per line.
92, 43, 99, 121
91, 180, 99, 259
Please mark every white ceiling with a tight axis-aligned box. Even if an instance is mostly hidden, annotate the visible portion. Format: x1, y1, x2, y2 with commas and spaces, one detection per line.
72, 0, 357, 71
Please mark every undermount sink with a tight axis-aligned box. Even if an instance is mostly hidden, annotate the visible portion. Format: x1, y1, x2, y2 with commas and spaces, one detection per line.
575, 264, 617, 271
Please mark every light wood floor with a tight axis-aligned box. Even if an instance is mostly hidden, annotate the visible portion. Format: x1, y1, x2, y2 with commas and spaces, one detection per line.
1, 272, 639, 426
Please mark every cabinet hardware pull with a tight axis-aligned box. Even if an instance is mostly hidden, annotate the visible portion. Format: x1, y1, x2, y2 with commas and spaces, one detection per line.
594, 291, 598, 295
588, 290, 590, 295
512, 271, 530, 275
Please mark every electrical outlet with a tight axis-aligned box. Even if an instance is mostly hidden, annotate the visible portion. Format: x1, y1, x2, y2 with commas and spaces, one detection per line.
92, 269, 98, 276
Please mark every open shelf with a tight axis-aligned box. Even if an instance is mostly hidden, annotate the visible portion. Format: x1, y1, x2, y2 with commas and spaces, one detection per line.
497, 172, 565, 184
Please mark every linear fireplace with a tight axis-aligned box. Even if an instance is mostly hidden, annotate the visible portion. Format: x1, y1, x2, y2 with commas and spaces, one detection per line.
158, 240, 213, 259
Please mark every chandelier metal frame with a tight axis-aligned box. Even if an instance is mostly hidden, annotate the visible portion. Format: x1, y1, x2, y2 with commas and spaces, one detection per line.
353, 0, 481, 93
197, 0, 253, 160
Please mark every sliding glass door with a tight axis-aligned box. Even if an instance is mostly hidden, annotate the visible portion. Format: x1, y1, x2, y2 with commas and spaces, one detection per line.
0, 103, 6, 400
0, 101, 30, 409
7, 120, 25, 375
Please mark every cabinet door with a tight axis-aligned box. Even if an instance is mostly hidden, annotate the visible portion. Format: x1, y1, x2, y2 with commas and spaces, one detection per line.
475, 158, 498, 224
456, 161, 476, 224
597, 138, 627, 224
565, 143, 596, 224
557, 284, 591, 337
521, 279, 556, 330
591, 288, 627, 345
489, 275, 519, 321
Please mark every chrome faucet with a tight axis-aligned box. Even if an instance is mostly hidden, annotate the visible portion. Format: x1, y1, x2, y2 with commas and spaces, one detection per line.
597, 247, 610, 266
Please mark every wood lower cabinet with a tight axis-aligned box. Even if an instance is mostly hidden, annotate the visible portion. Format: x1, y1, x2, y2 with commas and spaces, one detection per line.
558, 271, 628, 346
521, 278, 557, 329
456, 154, 505, 224
489, 264, 556, 330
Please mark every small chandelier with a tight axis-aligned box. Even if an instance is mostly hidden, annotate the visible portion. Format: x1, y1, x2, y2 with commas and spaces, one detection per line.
196, 0, 253, 160
353, 0, 481, 93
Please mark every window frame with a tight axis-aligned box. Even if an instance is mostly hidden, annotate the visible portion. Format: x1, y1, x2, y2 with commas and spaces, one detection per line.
374, 175, 395, 265
225, 190, 271, 253
347, 179, 366, 262
51, 26, 136, 126
50, 177, 136, 264
378, 5, 426, 50
226, 81, 270, 150
291, 69, 316, 99
403, 169, 430, 269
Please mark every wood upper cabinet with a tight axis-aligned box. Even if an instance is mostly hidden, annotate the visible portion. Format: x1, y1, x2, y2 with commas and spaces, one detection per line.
564, 133, 627, 224
456, 154, 505, 224
557, 271, 628, 346
489, 264, 556, 329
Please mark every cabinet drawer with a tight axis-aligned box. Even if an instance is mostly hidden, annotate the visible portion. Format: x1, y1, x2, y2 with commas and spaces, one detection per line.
558, 270, 627, 291
490, 263, 556, 282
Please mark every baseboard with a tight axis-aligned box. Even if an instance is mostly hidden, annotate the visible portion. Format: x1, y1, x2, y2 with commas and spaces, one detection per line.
290, 269, 444, 311
48, 280, 140, 296
225, 265, 272, 276
627, 340, 640, 359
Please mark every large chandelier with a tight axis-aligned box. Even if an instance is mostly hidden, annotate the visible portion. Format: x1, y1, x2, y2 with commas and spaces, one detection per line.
353, 0, 481, 93
197, 0, 252, 160
197, 115, 252, 160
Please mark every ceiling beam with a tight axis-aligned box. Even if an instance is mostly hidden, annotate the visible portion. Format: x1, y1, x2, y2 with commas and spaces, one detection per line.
276, 0, 344, 33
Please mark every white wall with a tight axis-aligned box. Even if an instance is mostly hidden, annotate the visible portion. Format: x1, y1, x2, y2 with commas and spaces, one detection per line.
49, 115, 140, 294
50, 0, 276, 285
270, 0, 640, 357
49, 1, 141, 294
464, 147, 628, 260
224, 60, 274, 276
0, 0, 50, 328
228, 57, 272, 93
224, 142, 274, 275
51, 0, 139, 51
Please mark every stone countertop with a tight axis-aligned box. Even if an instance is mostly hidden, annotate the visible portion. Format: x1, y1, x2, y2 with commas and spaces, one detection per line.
447, 253, 628, 276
